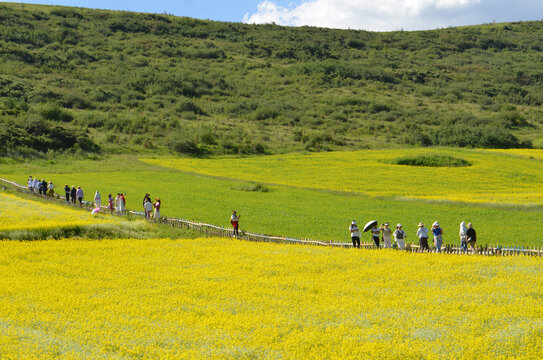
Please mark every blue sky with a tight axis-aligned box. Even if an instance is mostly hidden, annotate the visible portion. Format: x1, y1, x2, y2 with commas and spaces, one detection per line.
4, 1, 543, 31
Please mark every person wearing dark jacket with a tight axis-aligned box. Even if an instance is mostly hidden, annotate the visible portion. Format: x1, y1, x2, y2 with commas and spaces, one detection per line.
70, 186, 77, 204
64, 185, 70, 203
466, 223, 477, 254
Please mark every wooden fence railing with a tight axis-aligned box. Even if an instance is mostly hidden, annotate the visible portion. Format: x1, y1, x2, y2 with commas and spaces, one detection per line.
1, 178, 542, 257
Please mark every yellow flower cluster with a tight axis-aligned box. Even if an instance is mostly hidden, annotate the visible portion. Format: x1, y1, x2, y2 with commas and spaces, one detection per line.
0, 238, 541, 359
0, 192, 116, 231
143, 148, 543, 205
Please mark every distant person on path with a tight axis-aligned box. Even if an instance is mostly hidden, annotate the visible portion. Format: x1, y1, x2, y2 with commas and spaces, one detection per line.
108, 194, 115, 214
380, 223, 393, 248
28, 176, 34, 194
144, 198, 153, 220
371, 223, 380, 248
416, 222, 430, 252
393, 224, 406, 250
64, 185, 70, 203
33, 177, 40, 194
230, 210, 240, 236
94, 191, 102, 208
143, 194, 150, 212
119, 193, 126, 213
466, 223, 477, 254
349, 220, 361, 248
459, 222, 468, 251
48, 181, 55, 197
40, 180, 47, 196
70, 186, 77, 204
432, 221, 443, 253
154, 198, 161, 219
76, 186, 84, 206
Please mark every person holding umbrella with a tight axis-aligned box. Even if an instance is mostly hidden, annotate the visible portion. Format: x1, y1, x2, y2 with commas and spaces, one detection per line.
349, 220, 361, 248
362, 220, 379, 248
371, 223, 381, 248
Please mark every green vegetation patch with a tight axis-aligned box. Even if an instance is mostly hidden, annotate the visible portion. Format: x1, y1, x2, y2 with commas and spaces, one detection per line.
387, 155, 471, 167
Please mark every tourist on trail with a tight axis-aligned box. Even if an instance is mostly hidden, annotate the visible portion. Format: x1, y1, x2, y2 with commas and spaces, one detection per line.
119, 193, 126, 213
393, 224, 406, 250
48, 181, 54, 197
64, 185, 70, 203
466, 223, 477, 254
94, 191, 102, 208
380, 223, 393, 248
154, 198, 161, 219
349, 220, 361, 248
76, 186, 84, 206
143, 194, 150, 212
70, 186, 76, 204
40, 179, 47, 195
230, 210, 240, 236
459, 222, 468, 251
144, 197, 153, 220
371, 223, 381, 248
108, 194, 115, 214
416, 222, 430, 252
432, 221, 443, 253
33, 177, 40, 194
28, 176, 34, 194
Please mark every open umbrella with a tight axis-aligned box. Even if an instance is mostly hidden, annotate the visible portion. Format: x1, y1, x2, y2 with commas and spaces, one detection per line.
363, 220, 378, 232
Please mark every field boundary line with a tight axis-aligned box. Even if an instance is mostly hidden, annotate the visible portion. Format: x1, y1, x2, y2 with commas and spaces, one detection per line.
1, 178, 542, 257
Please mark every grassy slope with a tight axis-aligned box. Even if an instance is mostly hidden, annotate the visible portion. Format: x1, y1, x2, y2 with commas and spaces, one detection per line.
1, 2, 543, 157
2, 153, 542, 247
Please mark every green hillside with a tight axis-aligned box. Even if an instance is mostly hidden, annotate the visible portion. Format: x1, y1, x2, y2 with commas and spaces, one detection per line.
1, 2, 542, 157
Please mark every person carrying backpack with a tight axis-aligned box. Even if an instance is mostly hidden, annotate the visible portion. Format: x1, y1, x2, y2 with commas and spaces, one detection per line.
230, 211, 240, 236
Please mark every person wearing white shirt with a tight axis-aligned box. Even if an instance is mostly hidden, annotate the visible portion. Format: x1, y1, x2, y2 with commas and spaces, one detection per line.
48, 181, 54, 197
349, 220, 361, 248
94, 191, 102, 208
393, 224, 407, 250
380, 223, 393, 248
416, 222, 430, 252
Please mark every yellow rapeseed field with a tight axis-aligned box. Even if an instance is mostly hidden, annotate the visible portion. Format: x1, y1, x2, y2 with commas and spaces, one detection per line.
143, 148, 543, 205
0, 237, 541, 359
0, 192, 116, 231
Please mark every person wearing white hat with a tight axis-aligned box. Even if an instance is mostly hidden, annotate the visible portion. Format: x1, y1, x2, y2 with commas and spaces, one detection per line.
432, 221, 443, 253
380, 222, 392, 248
349, 220, 361, 248
417, 222, 430, 252
393, 224, 406, 250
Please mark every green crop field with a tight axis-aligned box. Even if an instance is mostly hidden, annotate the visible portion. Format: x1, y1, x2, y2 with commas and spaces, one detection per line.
2, 149, 542, 247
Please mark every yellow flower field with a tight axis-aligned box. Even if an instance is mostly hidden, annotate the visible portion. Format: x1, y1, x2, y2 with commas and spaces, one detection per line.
0, 237, 541, 359
0, 192, 116, 231
143, 148, 543, 205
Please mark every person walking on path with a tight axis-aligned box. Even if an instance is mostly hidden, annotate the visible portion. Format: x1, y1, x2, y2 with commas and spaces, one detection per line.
108, 194, 115, 214
143, 194, 150, 212
349, 220, 361, 248
47, 181, 55, 197
70, 186, 77, 204
432, 221, 443, 253
230, 210, 240, 236
154, 198, 161, 219
466, 223, 477, 254
371, 223, 381, 248
144, 197, 153, 220
94, 191, 102, 208
33, 177, 40, 194
459, 222, 468, 252
416, 222, 430, 252
380, 223, 393, 248
76, 186, 84, 206
119, 193, 126, 214
28, 176, 34, 194
40, 180, 47, 196
64, 185, 70, 204
393, 224, 407, 250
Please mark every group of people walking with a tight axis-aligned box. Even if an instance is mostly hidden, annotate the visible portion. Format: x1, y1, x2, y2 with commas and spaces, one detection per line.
27, 176, 55, 197
349, 220, 477, 253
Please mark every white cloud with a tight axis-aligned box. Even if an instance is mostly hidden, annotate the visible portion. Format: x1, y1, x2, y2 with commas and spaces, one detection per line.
243, 0, 482, 31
